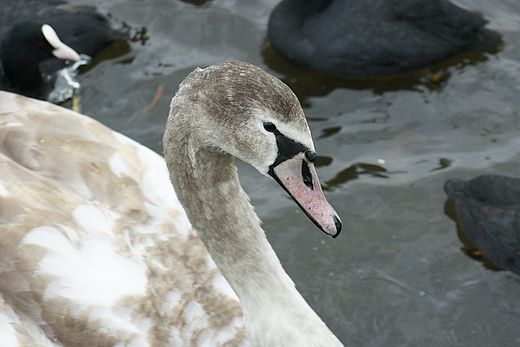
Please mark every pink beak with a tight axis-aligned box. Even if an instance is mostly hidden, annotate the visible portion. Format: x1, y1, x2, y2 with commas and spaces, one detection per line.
269, 152, 342, 238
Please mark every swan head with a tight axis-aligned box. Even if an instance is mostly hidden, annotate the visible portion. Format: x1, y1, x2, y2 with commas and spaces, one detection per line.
167, 60, 341, 237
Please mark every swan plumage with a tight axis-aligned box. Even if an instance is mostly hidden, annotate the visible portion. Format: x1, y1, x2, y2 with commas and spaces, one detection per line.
0, 89, 245, 346
0, 60, 342, 346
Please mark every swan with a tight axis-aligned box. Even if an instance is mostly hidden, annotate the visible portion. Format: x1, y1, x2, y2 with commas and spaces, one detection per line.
445, 175, 520, 275
268, 0, 502, 76
0, 60, 343, 346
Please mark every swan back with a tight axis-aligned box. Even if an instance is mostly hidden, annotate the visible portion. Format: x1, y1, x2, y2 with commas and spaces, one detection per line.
0, 91, 247, 346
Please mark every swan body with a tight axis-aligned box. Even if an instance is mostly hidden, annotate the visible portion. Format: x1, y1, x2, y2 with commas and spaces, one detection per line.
445, 175, 520, 275
0, 90, 246, 346
268, 0, 502, 76
0, 60, 343, 346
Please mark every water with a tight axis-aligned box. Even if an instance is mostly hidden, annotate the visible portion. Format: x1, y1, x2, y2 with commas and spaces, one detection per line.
74, 0, 520, 344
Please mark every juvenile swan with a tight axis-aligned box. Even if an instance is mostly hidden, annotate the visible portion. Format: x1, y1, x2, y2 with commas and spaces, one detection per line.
164, 60, 342, 346
0, 61, 343, 346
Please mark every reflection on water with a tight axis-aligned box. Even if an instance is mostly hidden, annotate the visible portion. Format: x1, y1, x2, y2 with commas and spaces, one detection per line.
323, 163, 390, 191
179, 0, 213, 6
261, 41, 502, 104
74, 0, 520, 345
78, 39, 132, 73
430, 157, 453, 172
319, 126, 342, 138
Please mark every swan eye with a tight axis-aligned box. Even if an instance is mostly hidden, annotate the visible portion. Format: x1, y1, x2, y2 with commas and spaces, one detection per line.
263, 122, 276, 132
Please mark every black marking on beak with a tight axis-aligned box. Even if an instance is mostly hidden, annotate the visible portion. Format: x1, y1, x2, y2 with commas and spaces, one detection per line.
269, 127, 316, 168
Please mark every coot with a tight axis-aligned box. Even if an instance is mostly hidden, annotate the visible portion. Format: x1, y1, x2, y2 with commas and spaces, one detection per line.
0, 0, 127, 99
0, 22, 81, 99
444, 175, 520, 275
1, 0, 127, 58
268, 0, 502, 76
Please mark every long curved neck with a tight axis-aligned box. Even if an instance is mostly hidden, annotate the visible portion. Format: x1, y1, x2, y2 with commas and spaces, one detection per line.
164, 126, 343, 346
166, 135, 292, 296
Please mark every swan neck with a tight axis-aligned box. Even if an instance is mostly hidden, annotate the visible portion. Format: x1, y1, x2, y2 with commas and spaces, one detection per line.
166, 141, 285, 289
163, 107, 343, 346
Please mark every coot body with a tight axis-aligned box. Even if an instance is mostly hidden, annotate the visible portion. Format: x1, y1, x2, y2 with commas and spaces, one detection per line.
1, 0, 126, 57
268, 0, 502, 76
444, 175, 520, 275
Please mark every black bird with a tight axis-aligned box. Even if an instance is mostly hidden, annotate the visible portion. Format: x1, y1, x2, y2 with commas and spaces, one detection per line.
268, 0, 502, 76
444, 175, 520, 275
0, 22, 81, 99
0, 0, 127, 99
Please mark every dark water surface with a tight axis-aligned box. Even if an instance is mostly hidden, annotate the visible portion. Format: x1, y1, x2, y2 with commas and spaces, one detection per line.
72, 0, 520, 345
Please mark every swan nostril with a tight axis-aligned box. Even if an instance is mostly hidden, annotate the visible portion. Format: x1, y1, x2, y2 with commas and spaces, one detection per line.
301, 160, 313, 189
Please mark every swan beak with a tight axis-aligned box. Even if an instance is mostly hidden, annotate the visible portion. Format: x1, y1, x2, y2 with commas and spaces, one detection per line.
269, 152, 342, 238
